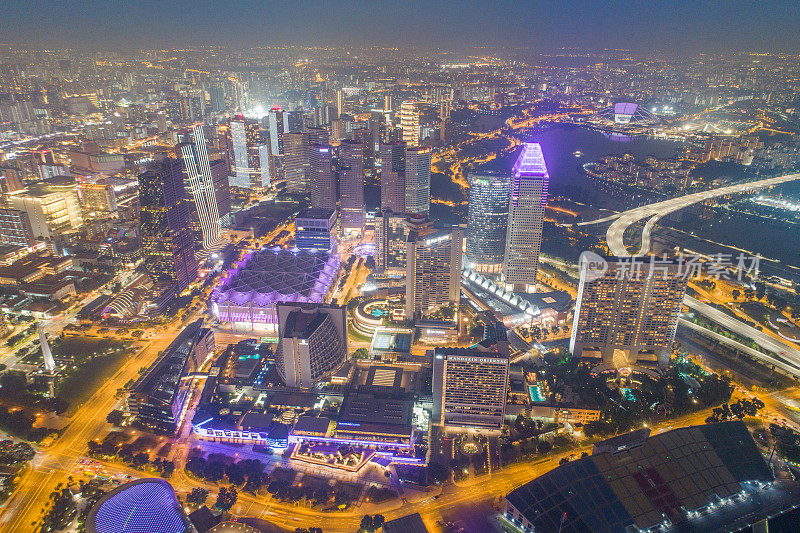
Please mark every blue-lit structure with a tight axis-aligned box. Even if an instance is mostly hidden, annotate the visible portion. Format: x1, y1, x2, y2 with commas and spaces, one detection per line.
87, 479, 193, 533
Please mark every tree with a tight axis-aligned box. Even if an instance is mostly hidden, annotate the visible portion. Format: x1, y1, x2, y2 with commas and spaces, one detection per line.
732, 289, 740, 300
352, 347, 368, 359
536, 440, 553, 454
360, 515, 375, 532
106, 410, 124, 426
372, 515, 385, 530
186, 488, 209, 506
215, 486, 237, 511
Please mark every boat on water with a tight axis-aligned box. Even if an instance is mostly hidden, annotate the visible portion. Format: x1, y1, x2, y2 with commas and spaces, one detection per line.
573, 150, 583, 158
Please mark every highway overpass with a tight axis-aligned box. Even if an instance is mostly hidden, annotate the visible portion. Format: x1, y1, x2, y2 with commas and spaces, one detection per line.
574, 172, 800, 257
682, 295, 800, 377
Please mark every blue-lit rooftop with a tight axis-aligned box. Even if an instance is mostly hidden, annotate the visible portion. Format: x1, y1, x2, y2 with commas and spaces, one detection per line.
87, 478, 190, 533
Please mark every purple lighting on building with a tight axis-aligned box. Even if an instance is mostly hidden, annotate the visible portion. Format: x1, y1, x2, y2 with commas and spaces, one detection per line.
211, 247, 340, 325
511, 142, 549, 207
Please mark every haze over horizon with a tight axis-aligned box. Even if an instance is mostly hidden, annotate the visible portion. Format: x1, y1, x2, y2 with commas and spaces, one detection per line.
2, 0, 799, 53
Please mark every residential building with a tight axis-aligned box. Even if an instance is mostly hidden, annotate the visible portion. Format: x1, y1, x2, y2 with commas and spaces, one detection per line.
569, 256, 687, 370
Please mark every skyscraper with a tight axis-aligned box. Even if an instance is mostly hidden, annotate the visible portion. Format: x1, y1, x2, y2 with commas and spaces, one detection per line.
403, 147, 431, 217
309, 143, 335, 210
275, 303, 348, 389
139, 158, 198, 293
569, 256, 688, 369
400, 100, 420, 147
222, 115, 267, 190
380, 142, 405, 213
177, 125, 223, 249
375, 212, 431, 275
466, 169, 512, 273
503, 143, 549, 292
432, 347, 509, 433
284, 132, 310, 193
338, 139, 364, 233
405, 226, 463, 319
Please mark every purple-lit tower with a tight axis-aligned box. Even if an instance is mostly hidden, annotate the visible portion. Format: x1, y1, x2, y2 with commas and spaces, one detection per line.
502, 143, 549, 292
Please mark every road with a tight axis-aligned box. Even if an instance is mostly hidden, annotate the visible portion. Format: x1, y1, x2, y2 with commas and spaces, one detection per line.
0, 320, 192, 532
601, 172, 800, 256
683, 295, 800, 376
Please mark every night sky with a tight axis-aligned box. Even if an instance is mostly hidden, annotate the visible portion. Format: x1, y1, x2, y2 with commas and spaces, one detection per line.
2, 0, 799, 52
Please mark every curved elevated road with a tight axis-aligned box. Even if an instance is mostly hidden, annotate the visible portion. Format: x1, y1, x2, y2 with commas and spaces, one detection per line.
602, 172, 800, 256
683, 295, 800, 377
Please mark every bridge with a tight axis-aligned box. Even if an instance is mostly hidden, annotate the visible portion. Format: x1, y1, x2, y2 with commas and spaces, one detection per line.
569, 172, 800, 257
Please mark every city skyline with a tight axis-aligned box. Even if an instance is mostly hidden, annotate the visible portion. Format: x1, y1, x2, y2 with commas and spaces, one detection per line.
2, 6, 800, 532
1, 1, 799, 52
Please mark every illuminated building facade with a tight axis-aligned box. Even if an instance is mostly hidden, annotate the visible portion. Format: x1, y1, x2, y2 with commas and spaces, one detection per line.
466, 169, 511, 273
178, 125, 223, 248
503, 143, 549, 292
295, 208, 338, 251
0, 208, 34, 246
138, 159, 198, 293
570, 257, 687, 370
432, 347, 509, 433
211, 247, 340, 331
338, 139, 364, 232
223, 115, 268, 190
405, 226, 463, 319
404, 147, 431, 217
275, 303, 347, 388
126, 319, 214, 433
79, 183, 117, 212
400, 100, 420, 146
374, 212, 431, 275
9, 177, 84, 239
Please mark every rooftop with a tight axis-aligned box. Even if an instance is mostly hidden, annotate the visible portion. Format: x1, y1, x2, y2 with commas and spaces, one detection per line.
505, 422, 774, 533
212, 247, 339, 308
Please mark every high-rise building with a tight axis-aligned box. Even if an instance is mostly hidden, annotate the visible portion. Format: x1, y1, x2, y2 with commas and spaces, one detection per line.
9, 177, 83, 239
369, 110, 386, 149
222, 115, 267, 190
400, 100, 420, 147
338, 140, 364, 233
177, 125, 223, 248
284, 132, 310, 193
503, 143, 549, 292
380, 142, 405, 213
466, 169, 512, 273
275, 303, 348, 389
139, 158, 198, 293
569, 256, 688, 369
0, 208, 34, 247
309, 143, 335, 210
405, 226, 463, 319
375, 212, 431, 275
295, 208, 338, 251
403, 147, 431, 217
432, 347, 509, 433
